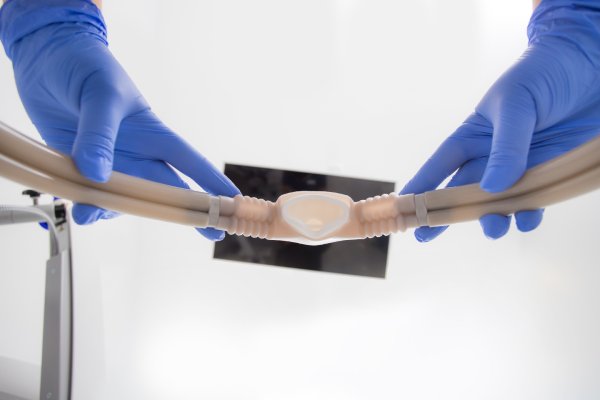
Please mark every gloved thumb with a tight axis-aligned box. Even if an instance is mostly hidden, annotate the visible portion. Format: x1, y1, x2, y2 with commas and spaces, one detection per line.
479, 94, 537, 193
72, 85, 125, 183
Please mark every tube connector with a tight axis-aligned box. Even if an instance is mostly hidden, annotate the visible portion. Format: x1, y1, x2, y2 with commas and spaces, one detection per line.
356, 193, 405, 238
217, 195, 275, 238
216, 191, 420, 245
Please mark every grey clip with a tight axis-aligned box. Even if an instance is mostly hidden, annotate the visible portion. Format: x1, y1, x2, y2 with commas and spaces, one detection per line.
208, 196, 221, 227
414, 194, 428, 227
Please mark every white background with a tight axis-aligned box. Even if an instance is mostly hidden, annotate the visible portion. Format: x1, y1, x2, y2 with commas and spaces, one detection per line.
1, 0, 599, 399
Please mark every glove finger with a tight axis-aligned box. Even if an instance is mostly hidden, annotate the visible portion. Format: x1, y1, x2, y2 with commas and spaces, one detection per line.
119, 111, 240, 198
515, 209, 544, 232
72, 203, 120, 225
479, 214, 511, 239
197, 227, 227, 241
400, 136, 471, 195
479, 89, 537, 193
414, 156, 488, 242
414, 226, 448, 243
112, 157, 227, 241
400, 114, 491, 196
72, 72, 128, 183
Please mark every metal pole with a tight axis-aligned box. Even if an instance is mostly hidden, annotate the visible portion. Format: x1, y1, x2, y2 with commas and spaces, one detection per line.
0, 197, 72, 400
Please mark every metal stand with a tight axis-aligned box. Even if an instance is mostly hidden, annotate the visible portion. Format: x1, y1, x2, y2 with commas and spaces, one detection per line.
0, 191, 72, 400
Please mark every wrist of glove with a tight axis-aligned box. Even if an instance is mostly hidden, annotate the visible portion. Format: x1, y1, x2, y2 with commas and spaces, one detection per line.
528, 0, 600, 66
0, 0, 104, 60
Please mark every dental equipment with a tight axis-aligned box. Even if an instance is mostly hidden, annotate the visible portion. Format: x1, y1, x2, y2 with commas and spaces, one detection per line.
1, 120, 599, 245
0, 193, 73, 400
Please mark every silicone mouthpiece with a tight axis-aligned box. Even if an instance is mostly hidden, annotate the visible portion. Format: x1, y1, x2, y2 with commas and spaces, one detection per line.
280, 192, 351, 240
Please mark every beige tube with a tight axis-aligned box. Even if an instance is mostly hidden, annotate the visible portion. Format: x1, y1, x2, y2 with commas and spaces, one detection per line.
425, 162, 600, 227
0, 153, 211, 227
0, 122, 213, 212
422, 135, 600, 211
0, 120, 598, 245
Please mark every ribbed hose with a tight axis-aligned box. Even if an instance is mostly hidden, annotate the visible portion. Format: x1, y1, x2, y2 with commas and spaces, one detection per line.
220, 196, 275, 238
355, 193, 408, 238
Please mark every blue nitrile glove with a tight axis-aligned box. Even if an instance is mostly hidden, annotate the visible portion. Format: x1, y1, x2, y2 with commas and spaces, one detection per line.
0, 0, 240, 240
401, 0, 600, 242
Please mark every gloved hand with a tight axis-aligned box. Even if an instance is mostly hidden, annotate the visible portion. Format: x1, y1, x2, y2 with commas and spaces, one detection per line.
401, 0, 600, 242
0, 0, 239, 240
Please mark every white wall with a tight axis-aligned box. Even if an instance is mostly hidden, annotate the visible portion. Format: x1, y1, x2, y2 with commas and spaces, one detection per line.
1, 1, 599, 399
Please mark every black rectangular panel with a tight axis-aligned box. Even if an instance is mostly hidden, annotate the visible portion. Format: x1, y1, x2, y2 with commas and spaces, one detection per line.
213, 164, 395, 278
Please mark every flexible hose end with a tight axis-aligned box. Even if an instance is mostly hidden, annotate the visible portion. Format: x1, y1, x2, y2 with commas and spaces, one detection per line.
217, 195, 275, 239
355, 193, 417, 238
